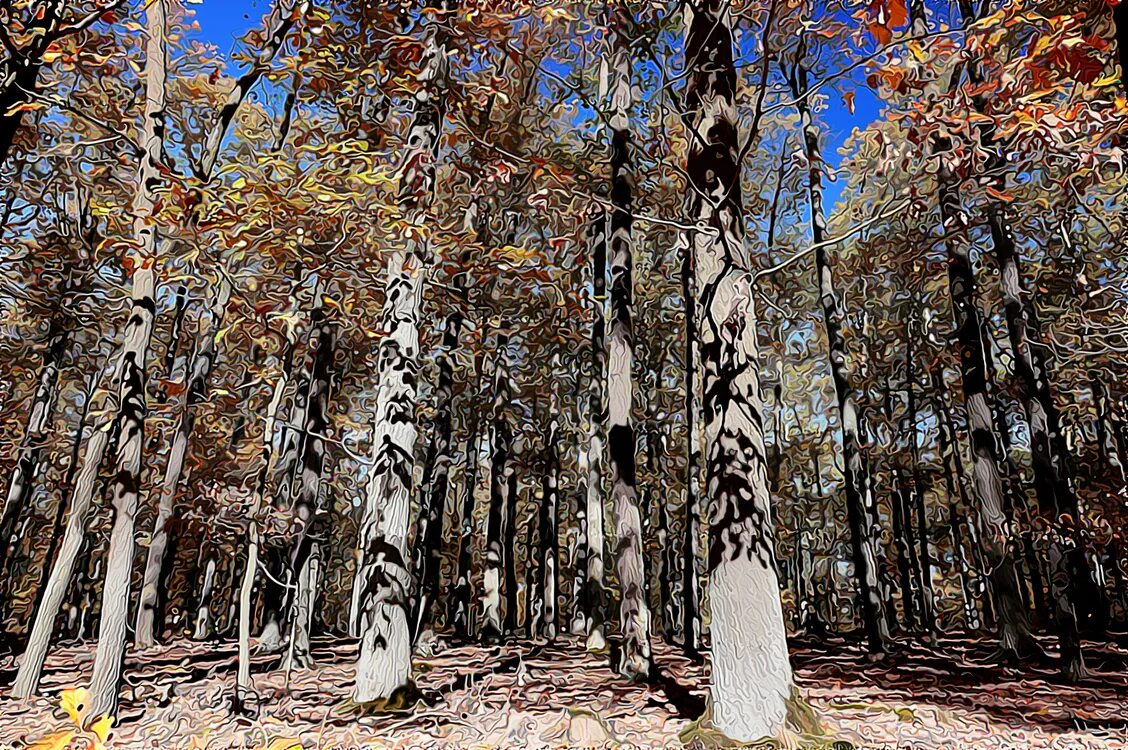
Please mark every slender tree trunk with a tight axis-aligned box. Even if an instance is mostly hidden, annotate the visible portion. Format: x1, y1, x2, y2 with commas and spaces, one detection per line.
684, 0, 794, 739
538, 406, 560, 640
283, 541, 321, 672
790, 53, 887, 653
23, 368, 98, 638
480, 334, 512, 643
450, 353, 486, 639
353, 0, 448, 703
890, 468, 918, 632
13, 387, 113, 697
936, 145, 1036, 663
583, 207, 609, 652
504, 468, 520, 637
604, 8, 652, 678
135, 287, 229, 648
903, 319, 936, 633
277, 313, 333, 669
86, 263, 157, 719
193, 556, 218, 640
411, 261, 466, 640
681, 241, 703, 658
234, 344, 292, 713
0, 316, 69, 582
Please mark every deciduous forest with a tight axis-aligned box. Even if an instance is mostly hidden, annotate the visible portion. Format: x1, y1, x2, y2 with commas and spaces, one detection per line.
0, 0, 1127, 747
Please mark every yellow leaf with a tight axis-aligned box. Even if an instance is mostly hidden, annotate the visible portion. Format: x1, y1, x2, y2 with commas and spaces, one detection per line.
59, 687, 90, 726
262, 738, 304, 750
25, 730, 75, 750
90, 714, 114, 744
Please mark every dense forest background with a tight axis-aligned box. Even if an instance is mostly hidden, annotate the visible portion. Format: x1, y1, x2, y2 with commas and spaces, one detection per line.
0, 0, 1127, 747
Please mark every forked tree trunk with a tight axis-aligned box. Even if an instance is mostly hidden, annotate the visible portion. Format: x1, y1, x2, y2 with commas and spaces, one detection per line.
684, 0, 794, 739
605, 6, 652, 679
790, 52, 887, 653
353, 0, 448, 704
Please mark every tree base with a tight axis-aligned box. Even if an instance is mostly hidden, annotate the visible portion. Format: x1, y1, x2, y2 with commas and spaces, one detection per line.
342, 682, 424, 717
679, 689, 846, 749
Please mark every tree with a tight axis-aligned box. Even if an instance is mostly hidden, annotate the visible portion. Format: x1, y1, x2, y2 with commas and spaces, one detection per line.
683, 0, 796, 740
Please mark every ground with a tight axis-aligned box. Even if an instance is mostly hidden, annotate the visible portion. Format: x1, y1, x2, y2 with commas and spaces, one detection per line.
1, 633, 1127, 749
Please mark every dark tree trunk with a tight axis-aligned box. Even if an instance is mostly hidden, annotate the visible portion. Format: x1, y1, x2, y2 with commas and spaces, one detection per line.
936, 146, 1037, 663
790, 47, 888, 654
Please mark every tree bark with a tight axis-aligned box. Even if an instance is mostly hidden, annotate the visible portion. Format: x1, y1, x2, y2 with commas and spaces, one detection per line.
84, 0, 168, 715
683, 0, 794, 740
86, 263, 157, 719
450, 351, 486, 639
537, 405, 560, 640
192, 556, 218, 640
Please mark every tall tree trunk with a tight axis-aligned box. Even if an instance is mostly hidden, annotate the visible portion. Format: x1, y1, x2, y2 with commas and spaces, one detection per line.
936, 145, 1036, 663
582, 207, 609, 652
903, 315, 936, 633
23, 368, 98, 639
281, 313, 333, 668
86, 264, 157, 719
538, 405, 560, 640
684, 0, 794, 739
411, 252, 467, 640
604, 7, 652, 679
13, 376, 113, 697
234, 341, 293, 713
85, 0, 167, 716
353, 0, 448, 704
481, 333, 512, 643
504, 467, 520, 637
890, 467, 918, 632
450, 352, 486, 639
934, 369, 981, 630
680, 242, 702, 658
790, 51, 887, 654
0, 316, 69, 583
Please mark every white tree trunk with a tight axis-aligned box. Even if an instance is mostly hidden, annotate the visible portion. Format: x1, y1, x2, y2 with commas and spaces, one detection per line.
13, 389, 112, 698
353, 2, 448, 702
683, 0, 794, 741
193, 557, 218, 640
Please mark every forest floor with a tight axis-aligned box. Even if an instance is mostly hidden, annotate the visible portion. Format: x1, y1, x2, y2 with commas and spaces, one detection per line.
1, 632, 1127, 749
